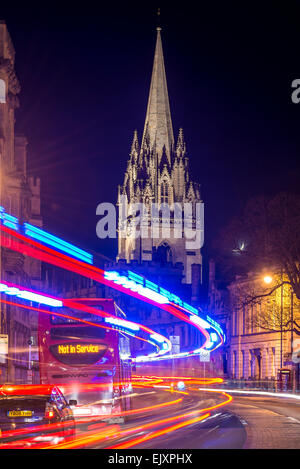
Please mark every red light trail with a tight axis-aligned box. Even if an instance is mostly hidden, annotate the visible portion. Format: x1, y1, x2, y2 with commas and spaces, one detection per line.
0, 376, 232, 449
0, 213, 230, 450
0, 225, 211, 349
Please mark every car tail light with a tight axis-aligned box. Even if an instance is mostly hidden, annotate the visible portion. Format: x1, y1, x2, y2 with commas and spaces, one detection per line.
45, 402, 55, 419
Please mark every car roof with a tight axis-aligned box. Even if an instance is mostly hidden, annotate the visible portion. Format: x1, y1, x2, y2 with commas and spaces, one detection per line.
0, 385, 57, 396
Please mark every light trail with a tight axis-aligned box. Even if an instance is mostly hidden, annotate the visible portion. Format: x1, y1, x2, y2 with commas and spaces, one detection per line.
0, 208, 229, 450
0, 229, 206, 357
107, 413, 211, 449
47, 377, 232, 449
62, 387, 231, 449
136, 375, 224, 385
0, 393, 182, 443
200, 387, 300, 400
0, 296, 169, 359
0, 214, 225, 356
0, 375, 233, 449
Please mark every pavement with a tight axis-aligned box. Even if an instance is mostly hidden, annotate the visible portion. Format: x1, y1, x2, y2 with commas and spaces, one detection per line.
227, 394, 300, 449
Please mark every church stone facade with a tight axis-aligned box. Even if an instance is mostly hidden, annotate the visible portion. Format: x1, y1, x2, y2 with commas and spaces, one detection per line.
117, 28, 203, 286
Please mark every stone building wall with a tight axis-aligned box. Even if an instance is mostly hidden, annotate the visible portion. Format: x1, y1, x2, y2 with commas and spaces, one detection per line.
0, 22, 42, 384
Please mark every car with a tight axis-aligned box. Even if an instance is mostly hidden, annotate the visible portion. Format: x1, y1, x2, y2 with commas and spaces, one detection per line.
0, 384, 77, 448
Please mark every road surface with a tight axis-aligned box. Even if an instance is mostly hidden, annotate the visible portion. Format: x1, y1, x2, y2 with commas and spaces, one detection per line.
226, 393, 300, 449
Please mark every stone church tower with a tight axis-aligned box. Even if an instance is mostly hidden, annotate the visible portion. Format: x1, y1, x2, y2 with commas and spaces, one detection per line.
117, 28, 203, 285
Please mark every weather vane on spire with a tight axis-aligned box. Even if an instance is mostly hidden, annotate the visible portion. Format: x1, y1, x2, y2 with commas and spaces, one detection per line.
157, 7, 161, 31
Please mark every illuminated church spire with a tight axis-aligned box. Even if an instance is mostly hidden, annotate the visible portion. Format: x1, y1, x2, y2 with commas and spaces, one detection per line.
140, 27, 174, 165
118, 25, 202, 284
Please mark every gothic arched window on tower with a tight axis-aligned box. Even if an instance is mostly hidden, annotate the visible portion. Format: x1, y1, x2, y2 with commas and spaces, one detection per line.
144, 195, 151, 213
0, 79, 6, 103
155, 242, 173, 265
160, 181, 169, 205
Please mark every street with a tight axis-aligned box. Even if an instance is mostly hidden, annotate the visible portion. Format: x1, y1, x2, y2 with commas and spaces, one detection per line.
97, 389, 300, 449
73, 386, 300, 449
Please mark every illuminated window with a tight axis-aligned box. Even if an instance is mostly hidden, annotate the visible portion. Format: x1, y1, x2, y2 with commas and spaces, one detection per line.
0, 79, 5, 103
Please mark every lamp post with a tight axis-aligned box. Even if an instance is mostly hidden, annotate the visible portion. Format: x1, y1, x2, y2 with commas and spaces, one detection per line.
280, 280, 283, 369
290, 288, 296, 392
262, 273, 299, 391
263, 274, 283, 369
290, 289, 294, 355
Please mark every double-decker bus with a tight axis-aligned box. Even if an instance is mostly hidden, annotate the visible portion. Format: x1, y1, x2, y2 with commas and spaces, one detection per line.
38, 298, 132, 419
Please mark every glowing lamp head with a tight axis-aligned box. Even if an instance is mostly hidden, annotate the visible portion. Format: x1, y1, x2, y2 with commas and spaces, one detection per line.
263, 275, 273, 285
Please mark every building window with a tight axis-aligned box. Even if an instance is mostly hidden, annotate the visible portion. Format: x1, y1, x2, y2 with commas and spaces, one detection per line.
181, 326, 185, 347
257, 303, 261, 333
232, 311, 238, 336
160, 181, 169, 204
155, 242, 172, 264
244, 306, 248, 334
233, 351, 237, 378
235, 311, 238, 336
272, 347, 276, 377
241, 350, 245, 378
265, 348, 269, 378
249, 351, 254, 378
0, 79, 5, 103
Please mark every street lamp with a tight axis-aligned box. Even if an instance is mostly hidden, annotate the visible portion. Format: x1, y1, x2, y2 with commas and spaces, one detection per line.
263, 275, 273, 285
262, 272, 283, 369
262, 271, 296, 389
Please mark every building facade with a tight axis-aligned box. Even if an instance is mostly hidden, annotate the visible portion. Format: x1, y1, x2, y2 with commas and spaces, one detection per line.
207, 260, 230, 376
228, 273, 300, 385
0, 21, 42, 384
208, 261, 300, 388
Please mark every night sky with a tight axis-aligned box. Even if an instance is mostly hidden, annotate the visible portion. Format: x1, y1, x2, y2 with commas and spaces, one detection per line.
1, 1, 300, 268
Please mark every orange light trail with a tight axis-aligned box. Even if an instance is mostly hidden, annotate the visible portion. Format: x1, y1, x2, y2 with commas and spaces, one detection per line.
108, 413, 211, 449
37, 378, 232, 449
0, 393, 182, 442
0, 375, 233, 449
0, 225, 229, 449
47, 410, 212, 449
